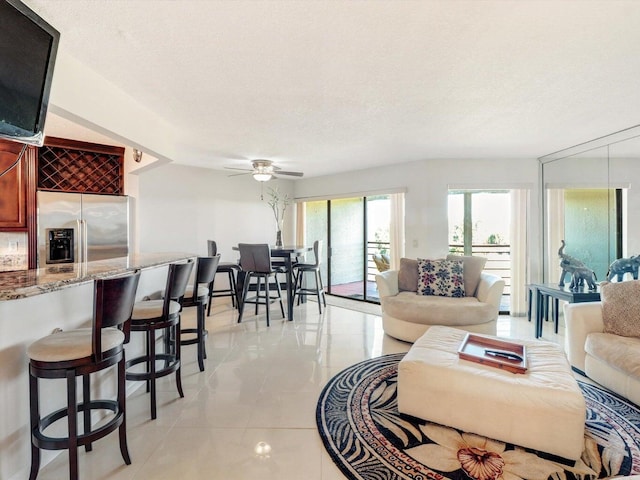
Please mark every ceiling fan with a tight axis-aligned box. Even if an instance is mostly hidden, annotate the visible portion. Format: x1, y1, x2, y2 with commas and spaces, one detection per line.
225, 159, 304, 182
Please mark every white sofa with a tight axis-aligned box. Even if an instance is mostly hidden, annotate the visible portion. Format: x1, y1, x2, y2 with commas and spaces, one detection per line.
376, 256, 505, 343
564, 301, 640, 406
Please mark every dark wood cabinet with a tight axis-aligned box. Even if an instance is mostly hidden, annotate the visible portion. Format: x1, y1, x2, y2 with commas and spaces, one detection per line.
0, 139, 37, 268
0, 139, 30, 229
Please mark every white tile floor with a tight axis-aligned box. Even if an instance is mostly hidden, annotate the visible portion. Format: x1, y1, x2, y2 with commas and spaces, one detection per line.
38, 298, 564, 479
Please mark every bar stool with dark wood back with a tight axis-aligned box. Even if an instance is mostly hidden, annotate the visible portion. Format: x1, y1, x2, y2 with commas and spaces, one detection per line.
125, 260, 193, 420
27, 270, 141, 480
293, 240, 327, 313
180, 255, 220, 371
207, 240, 241, 315
237, 243, 285, 326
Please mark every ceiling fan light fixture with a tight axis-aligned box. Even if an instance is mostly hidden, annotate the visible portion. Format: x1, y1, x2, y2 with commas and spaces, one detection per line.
225, 159, 302, 180
253, 172, 272, 182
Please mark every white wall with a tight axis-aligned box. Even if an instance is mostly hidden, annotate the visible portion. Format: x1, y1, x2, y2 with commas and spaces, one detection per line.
133, 158, 542, 283
48, 51, 179, 164
294, 158, 543, 282
136, 164, 296, 260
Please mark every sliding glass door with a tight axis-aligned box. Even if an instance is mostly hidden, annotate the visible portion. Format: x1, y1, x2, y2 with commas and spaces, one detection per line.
448, 190, 512, 313
301, 193, 397, 303
329, 198, 365, 299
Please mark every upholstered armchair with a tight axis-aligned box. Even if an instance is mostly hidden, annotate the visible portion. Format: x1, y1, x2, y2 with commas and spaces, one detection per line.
376, 255, 504, 343
564, 280, 640, 406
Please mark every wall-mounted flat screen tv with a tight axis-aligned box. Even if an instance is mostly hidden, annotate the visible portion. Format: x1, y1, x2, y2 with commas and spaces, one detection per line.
0, 0, 60, 146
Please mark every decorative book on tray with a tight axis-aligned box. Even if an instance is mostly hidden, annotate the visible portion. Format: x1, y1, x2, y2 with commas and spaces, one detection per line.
457, 333, 527, 374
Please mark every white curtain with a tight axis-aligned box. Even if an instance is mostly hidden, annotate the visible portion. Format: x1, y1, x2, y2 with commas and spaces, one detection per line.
389, 193, 405, 270
509, 190, 529, 316
546, 189, 565, 285
295, 202, 305, 246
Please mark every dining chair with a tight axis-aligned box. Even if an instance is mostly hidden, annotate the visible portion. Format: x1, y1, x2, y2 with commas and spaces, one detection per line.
293, 240, 327, 313
207, 240, 241, 315
180, 255, 220, 371
237, 243, 285, 326
27, 270, 141, 480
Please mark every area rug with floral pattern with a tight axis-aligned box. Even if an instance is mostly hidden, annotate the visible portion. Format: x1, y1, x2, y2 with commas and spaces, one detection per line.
316, 353, 640, 480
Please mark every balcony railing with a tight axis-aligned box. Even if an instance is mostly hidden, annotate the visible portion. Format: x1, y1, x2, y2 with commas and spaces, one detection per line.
448, 243, 511, 298
367, 241, 390, 281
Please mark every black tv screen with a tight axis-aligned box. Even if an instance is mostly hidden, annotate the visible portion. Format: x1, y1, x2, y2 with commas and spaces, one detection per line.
0, 0, 59, 146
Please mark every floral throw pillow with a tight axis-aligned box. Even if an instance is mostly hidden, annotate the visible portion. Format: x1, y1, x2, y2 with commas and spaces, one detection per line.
417, 259, 465, 297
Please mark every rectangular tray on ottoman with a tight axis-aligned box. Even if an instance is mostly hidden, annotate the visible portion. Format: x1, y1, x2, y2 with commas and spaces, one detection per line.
397, 326, 586, 462
457, 332, 528, 374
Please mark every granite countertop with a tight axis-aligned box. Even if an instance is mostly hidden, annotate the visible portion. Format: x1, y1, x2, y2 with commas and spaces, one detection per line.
0, 252, 196, 301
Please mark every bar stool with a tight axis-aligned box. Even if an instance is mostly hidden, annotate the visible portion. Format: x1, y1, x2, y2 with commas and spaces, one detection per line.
293, 240, 327, 313
180, 255, 220, 371
237, 243, 285, 326
125, 260, 193, 420
207, 240, 241, 315
27, 270, 141, 480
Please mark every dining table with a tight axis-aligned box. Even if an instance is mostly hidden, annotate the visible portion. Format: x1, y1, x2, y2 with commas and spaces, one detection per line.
233, 245, 312, 321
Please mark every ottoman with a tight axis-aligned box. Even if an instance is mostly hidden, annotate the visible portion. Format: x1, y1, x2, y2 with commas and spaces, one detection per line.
398, 326, 586, 461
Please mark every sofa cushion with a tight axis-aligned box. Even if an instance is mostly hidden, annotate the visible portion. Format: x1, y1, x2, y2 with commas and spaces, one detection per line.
381, 292, 497, 326
446, 254, 487, 297
398, 258, 419, 292
585, 332, 640, 379
417, 258, 464, 297
600, 280, 640, 337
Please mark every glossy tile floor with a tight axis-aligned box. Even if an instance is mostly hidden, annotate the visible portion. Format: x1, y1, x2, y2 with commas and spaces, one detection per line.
38, 298, 563, 480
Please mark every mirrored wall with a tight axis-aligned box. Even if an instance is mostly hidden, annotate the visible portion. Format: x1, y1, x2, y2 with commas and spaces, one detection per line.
540, 127, 640, 285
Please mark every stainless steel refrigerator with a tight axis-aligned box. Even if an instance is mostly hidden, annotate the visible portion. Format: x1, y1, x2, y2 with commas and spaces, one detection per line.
37, 191, 130, 267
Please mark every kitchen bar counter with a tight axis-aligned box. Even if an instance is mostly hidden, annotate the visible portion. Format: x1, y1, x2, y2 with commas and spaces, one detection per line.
0, 252, 195, 301
0, 252, 196, 480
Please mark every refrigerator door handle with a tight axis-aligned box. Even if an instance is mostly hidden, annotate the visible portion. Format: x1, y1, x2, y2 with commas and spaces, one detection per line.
82, 219, 88, 264
76, 219, 83, 264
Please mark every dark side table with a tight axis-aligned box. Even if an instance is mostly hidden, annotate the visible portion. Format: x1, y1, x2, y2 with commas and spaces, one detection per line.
530, 283, 601, 338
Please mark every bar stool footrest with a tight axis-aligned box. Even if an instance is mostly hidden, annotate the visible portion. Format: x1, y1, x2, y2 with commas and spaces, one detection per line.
245, 295, 282, 304
180, 327, 208, 346
33, 399, 122, 450
296, 287, 325, 295
125, 354, 180, 381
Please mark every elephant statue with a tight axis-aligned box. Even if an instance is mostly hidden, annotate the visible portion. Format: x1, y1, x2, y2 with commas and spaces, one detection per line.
569, 267, 598, 291
607, 255, 640, 282
557, 240, 587, 287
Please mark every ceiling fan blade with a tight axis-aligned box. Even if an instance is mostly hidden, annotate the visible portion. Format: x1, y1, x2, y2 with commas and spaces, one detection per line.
224, 166, 253, 172
227, 160, 303, 179
274, 170, 304, 177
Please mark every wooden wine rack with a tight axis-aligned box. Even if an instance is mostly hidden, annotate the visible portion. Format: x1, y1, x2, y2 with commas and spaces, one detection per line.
37, 137, 125, 195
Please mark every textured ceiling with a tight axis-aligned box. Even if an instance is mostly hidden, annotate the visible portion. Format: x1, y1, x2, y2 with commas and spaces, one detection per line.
25, 0, 640, 177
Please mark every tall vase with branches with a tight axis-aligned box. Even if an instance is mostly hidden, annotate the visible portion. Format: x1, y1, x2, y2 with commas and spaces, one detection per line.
267, 187, 291, 247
